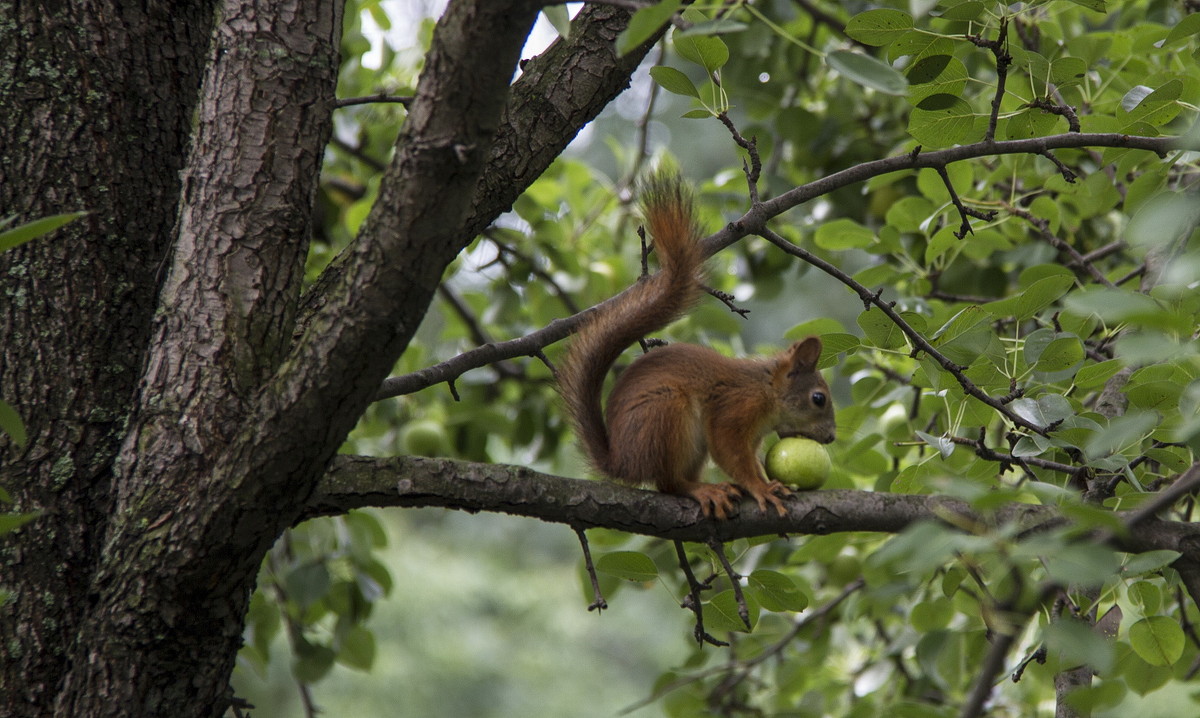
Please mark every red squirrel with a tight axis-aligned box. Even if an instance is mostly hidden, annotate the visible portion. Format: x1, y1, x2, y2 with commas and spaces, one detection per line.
558, 173, 837, 519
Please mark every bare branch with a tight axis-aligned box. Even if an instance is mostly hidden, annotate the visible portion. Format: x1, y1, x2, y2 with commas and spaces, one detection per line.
306, 455, 1200, 557
334, 92, 413, 108
575, 527, 608, 611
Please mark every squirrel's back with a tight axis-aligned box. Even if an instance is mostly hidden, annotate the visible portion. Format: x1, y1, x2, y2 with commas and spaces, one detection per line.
557, 174, 706, 475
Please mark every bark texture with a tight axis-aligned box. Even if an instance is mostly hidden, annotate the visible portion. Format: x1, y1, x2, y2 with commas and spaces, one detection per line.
0, 1, 212, 712
1, 0, 571, 714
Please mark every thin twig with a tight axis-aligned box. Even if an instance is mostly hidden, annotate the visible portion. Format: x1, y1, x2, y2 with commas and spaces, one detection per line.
717, 111, 763, 203
1006, 206, 1115, 288
334, 92, 414, 109
675, 541, 726, 647
757, 227, 1051, 436
1029, 97, 1081, 133
709, 539, 751, 630
936, 165, 997, 238
575, 527, 608, 611
969, 16, 1013, 143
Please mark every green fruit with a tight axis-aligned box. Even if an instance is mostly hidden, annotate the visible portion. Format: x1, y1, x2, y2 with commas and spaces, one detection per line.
401, 419, 449, 457
765, 437, 831, 489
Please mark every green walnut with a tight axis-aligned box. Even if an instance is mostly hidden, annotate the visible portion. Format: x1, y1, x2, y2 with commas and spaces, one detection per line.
765, 437, 831, 490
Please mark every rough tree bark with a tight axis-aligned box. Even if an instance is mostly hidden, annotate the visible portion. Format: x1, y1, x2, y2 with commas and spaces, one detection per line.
0, 0, 214, 711
6, 2, 1193, 717
0, 2, 656, 716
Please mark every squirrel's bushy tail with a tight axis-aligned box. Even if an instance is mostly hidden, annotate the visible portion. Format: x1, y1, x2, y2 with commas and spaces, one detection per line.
558, 172, 706, 475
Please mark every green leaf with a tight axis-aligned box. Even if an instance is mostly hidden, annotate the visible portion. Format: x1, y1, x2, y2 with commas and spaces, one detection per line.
1121, 642, 1174, 696
844, 9, 914, 47
1034, 336, 1084, 374
908, 94, 974, 147
705, 589, 759, 632
336, 625, 376, 672
983, 274, 1075, 321
1004, 107, 1061, 139
1084, 411, 1159, 461
1119, 80, 1183, 127
292, 640, 336, 683
1164, 12, 1200, 48
1128, 616, 1185, 667
1010, 394, 1074, 427
786, 317, 845, 339
884, 196, 935, 233
749, 570, 809, 612
1065, 0, 1106, 11
1128, 581, 1162, 614
814, 217, 874, 249
0, 400, 27, 446
858, 309, 923, 350
596, 551, 658, 582
1029, 539, 1121, 587
1122, 550, 1181, 577
675, 18, 748, 37
1044, 617, 1116, 674
937, 1, 985, 21
0, 511, 41, 535
285, 562, 331, 609
1063, 287, 1163, 325
0, 211, 87, 253
915, 430, 953, 458
827, 50, 908, 96
673, 30, 728, 72
648, 66, 699, 98
615, 0, 680, 57
910, 597, 953, 631
1074, 359, 1123, 389
906, 54, 968, 104
925, 226, 959, 264
1050, 57, 1087, 88
931, 305, 988, 344
1126, 191, 1200, 250
541, 6, 571, 39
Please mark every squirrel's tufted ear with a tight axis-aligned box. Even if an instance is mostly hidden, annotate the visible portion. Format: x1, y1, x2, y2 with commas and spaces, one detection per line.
785, 336, 823, 374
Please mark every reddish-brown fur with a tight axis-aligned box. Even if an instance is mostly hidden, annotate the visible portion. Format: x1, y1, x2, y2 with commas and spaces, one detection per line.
558, 174, 836, 518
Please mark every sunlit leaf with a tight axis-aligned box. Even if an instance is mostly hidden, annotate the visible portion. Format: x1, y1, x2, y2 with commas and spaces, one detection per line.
1129, 616, 1185, 667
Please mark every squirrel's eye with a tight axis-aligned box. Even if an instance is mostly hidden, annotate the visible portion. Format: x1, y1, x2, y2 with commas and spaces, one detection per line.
812, 391, 826, 407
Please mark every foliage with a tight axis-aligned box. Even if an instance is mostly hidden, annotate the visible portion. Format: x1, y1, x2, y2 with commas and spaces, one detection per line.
237, 1, 1200, 717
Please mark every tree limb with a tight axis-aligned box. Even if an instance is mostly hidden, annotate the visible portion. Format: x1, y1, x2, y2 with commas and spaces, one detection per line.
372, 131, 1195, 402
304, 455, 1200, 558
297, 3, 659, 338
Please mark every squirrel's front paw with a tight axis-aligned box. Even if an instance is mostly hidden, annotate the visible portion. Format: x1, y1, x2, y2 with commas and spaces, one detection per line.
744, 481, 792, 517
687, 483, 741, 520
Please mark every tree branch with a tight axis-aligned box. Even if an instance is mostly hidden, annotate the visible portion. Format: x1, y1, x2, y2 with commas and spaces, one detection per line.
297, 3, 661, 339
304, 455, 1200, 557
372, 131, 1194, 402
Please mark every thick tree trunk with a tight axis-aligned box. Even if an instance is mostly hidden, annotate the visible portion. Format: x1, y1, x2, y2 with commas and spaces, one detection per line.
0, 2, 212, 713
51, 1, 345, 714
1, 1, 644, 715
